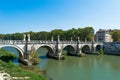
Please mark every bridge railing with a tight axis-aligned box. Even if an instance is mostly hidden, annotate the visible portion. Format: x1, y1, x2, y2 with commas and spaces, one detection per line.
0, 40, 26, 44
0, 40, 103, 45
60, 41, 77, 44
0, 40, 57, 44
28, 40, 57, 44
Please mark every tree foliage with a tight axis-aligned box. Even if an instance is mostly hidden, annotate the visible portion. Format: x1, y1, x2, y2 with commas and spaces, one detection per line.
111, 30, 120, 42
50, 29, 64, 40
0, 27, 94, 41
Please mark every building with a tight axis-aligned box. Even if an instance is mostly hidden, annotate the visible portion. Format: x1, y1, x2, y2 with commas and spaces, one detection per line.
95, 29, 113, 42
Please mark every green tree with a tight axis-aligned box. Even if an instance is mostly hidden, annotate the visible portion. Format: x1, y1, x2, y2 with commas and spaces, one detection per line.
76, 27, 94, 41
0, 34, 4, 40
0, 27, 95, 41
65, 28, 77, 40
28, 31, 37, 40
11, 33, 23, 40
50, 29, 64, 40
2, 33, 23, 40
111, 30, 120, 42
38, 31, 50, 40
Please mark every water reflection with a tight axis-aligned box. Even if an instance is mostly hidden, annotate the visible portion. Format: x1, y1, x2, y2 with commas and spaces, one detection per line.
39, 54, 120, 80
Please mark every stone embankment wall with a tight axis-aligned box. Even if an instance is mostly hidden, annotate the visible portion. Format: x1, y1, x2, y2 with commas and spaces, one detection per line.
103, 42, 120, 55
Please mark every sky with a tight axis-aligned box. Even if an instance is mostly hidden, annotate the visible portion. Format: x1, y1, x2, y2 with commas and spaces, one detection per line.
0, 0, 120, 34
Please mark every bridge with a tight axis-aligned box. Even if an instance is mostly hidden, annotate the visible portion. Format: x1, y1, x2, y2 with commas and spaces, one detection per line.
0, 35, 103, 60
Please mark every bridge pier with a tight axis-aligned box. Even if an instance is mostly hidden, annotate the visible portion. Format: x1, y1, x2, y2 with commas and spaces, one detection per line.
46, 52, 65, 60
76, 37, 85, 57
76, 37, 81, 56
46, 35, 65, 60
24, 34, 29, 59
55, 35, 65, 60
20, 34, 32, 65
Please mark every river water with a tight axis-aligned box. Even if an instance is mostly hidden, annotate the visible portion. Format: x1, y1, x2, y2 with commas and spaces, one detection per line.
2, 47, 120, 80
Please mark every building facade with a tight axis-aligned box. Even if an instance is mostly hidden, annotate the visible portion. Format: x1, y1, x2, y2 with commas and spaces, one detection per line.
95, 29, 113, 42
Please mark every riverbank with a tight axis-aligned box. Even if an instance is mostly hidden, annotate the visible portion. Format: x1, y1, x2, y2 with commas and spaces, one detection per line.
0, 60, 47, 80
0, 49, 47, 80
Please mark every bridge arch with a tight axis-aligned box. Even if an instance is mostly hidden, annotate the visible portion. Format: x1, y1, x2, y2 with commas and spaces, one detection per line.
62, 45, 76, 55
36, 45, 54, 56
0, 45, 24, 57
95, 45, 102, 52
82, 45, 91, 53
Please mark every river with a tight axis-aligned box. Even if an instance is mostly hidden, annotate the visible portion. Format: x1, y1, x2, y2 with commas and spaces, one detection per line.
2, 47, 120, 80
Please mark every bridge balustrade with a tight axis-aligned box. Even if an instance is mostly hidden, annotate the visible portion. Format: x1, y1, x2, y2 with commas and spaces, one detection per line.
27, 40, 57, 44
0, 40, 25, 44
60, 41, 77, 44
0, 40, 102, 45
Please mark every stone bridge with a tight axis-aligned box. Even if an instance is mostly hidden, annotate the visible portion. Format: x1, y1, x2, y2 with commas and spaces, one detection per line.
0, 37, 103, 59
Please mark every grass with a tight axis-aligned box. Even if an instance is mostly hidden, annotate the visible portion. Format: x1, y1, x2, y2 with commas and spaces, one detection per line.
0, 60, 47, 80
0, 49, 47, 80
0, 49, 17, 61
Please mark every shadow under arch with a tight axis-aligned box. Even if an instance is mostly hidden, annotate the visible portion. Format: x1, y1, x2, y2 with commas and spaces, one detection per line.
82, 45, 91, 54
62, 45, 76, 55
96, 45, 101, 52
36, 45, 54, 59
0, 45, 24, 58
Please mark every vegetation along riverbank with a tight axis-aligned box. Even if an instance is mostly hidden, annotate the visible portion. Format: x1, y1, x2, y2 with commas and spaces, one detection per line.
0, 49, 47, 80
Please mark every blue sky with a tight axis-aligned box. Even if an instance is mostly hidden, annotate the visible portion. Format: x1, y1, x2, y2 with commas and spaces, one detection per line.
0, 0, 120, 34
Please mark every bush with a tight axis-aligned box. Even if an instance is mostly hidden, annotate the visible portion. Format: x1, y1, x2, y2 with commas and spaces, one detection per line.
99, 48, 104, 54
29, 51, 40, 65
